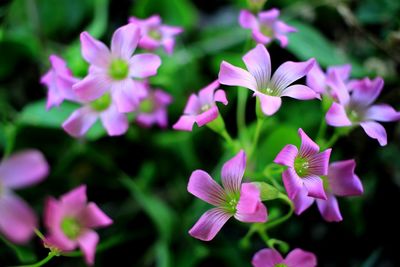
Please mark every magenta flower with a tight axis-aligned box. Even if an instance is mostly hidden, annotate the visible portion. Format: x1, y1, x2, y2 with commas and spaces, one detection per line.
218, 44, 317, 116
188, 150, 267, 241
173, 81, 228, 131
41, 55, 79, 110
129, 15, 183, 54
0, 150, 48, 244
292, 159, 363, 222
326, 76, 400, 146
252, 248, 317, 267
73, 23, 161, 113
239, 9, 296, 47
274, 128, 331, 200
44, 185, 112, 266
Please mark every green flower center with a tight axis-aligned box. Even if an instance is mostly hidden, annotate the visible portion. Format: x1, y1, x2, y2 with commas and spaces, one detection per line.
201, 104, 211, 112
139, 98, 154, 113
90, 93, 112, 112
109, 58, 129, 80
275, 264, 288, 267
148, 29, 162, 40
294, 157, 310, 177
259, 87, 277, 96
223, 193, 240, 214
260, 24, 273, 37
61, 217, 81, 240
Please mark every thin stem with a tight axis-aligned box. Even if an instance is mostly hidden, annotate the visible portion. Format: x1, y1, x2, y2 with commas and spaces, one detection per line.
237, 89, 248, 137
265, 194, 294, 230
316, 117, 327, 143
11, 252, 57, 267
249, 117, 264, 159
323, 132, 340, 149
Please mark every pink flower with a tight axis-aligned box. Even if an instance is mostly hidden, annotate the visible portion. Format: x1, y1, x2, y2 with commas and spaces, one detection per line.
44, 185, 112, 266
218, 44, 317, 116
73, 23, 161, 113
326, 76, 400, 146
274, 128, 331, 200
129, 15, 183, 54
293, 159, 364, 222
239, 9, 296, 47
0, 150, 48, 244
188, 150, 267, 241
40, 55, 79, 110
173, 81, 228, 131
252, 248, 317, 267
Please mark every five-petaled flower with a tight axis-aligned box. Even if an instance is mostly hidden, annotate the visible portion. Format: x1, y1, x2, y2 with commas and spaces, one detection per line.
252, 248, 317, 267
219, 44, 317, 116
188, 150, 267, 241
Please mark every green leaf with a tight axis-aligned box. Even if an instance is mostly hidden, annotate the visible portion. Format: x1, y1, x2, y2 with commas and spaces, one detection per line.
253, 182, 280, 201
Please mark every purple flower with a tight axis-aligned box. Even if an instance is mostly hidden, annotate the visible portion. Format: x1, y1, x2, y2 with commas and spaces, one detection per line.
326, 76, 400, 146
73, 23, 161, 113
40, 55, 79, 110
218, 44, 317, 116
129, 15, 183, 54
188, 150, 267, 241
239, 9, 296, 47
173, 81, 228, 131
274, 128, 331, 200
293, 159, 363, 222
44, 185, 112, 266
0, 150, 48, 244
252, 248, 317, 267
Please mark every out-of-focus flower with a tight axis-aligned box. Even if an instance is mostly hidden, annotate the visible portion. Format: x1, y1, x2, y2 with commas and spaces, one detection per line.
274, 128, 331, 200
44, 185, 112, 266
219, 44, 316, 116
73, 23, 161, 113
41, 55, 79, 110
239, 9, 296, 47
293, 160, 363, 222
129, 15, 183, 54
188, 150, 267, 241
0, 150, 48, 244
173, 81, 228, 131
252, 248, 317, 267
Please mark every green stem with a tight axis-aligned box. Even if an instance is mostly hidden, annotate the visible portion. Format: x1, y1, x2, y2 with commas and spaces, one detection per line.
316, 117, 327, 143
11, 252, 57, 267
249, 117, 264, 159
265, 194, 294, 230
323, 132, 340, 149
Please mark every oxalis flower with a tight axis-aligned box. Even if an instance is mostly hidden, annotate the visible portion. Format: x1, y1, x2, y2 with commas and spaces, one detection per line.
292, 159, 363, 222
326, 75, 400, 146
0, 150, 48, 244
129, 15, 183, 54
74, 23, 161, 113
239, 9, 296, 47
188, 150, 267, 241
218, 44, 317, 116
252, 248, 317, 267
44, 185, 112, 266
173, 81, 228, 131
274, 128, 331, 200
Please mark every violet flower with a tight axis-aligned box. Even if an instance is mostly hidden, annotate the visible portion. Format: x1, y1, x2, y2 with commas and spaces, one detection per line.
252, 248, 317, 267
219, 44, 317, 116
188, 150, 267, 241
0, 150, 48, 244
274, 128, 331, 200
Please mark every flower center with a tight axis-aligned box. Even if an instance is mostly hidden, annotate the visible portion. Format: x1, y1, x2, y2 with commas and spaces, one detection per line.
201, 104, 211, 112
259, 87, 277, 96
139, 98, 155, 113
275, 264, 288, 267
148, 29, 162, 40
61, 217, 82, 240
260, 24, 274, 37
90, 93, 112, 112
294, 157, 310, 177
109, 59, 129, 80
224, 194, 240, 214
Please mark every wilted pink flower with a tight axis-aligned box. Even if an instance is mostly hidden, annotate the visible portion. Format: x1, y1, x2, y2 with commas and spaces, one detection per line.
0, 150, 48, 244
173, 81, 228, 131
73, 23, 161, 113
252, 248, 317, 267
239, 9, 296, 47
41, 55, 79, 110
293, 159, 363, 222
326, 76, 400, 146
274, 128, 331, 200
129, 15, 183, 54
219, 44, 317, 116
188, 150, 267, 241
44, 185, 112, 266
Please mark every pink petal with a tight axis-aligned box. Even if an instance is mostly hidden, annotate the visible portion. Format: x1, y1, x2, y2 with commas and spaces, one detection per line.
221, 150, 246, 194
82, 203, 113, 228
328, 160, 363, 196
284, 248, 317, 267
198, 80, 219, 105
111, 79, 145, 113
162, 38, 175, 54
235, 183, 267, 223
306, 62, 326, 94
298, 128, 320, 157
195, 106, 219, 127
258, 8, 280, 24
187, 170, 226, 206
271, 59, 315, 92
172, 115, 196, 131
365, 104, 400, 122
77, 230, 99, 266
316, 194, 343, 222
62, 107, 98, 137
99, 104, 129, 136
73, 74, 111, 102
351, 77, 384, 107
80, 32, 110, 68
183, 94, 201, 115
129, 54, 161, 78
0, 150, 48, 189
292, 186, 315, 215
239, 10, 258, 29
252, 30, 272, 44
44, 197, 62, 230
360, 121, 387, 146
308, 148, 331, 176
138, 36, 160, 51
326, 70, 350, 105
282, 85, 318, 100
218, 61, 257, 91
188, 207, 232, 241
214, 89, 228, 105
254, 92, 282, 116
274, 144, 298, 167
160, 25, 183, 36
243, 44, 272, 85
111, 23, 140, 59
303, 175, 327, 200
60, 185, 88, 217
282, 168, 303, 199
252, 248, 284, 267
326, 102, 352, 127
326, 64, 351, 81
